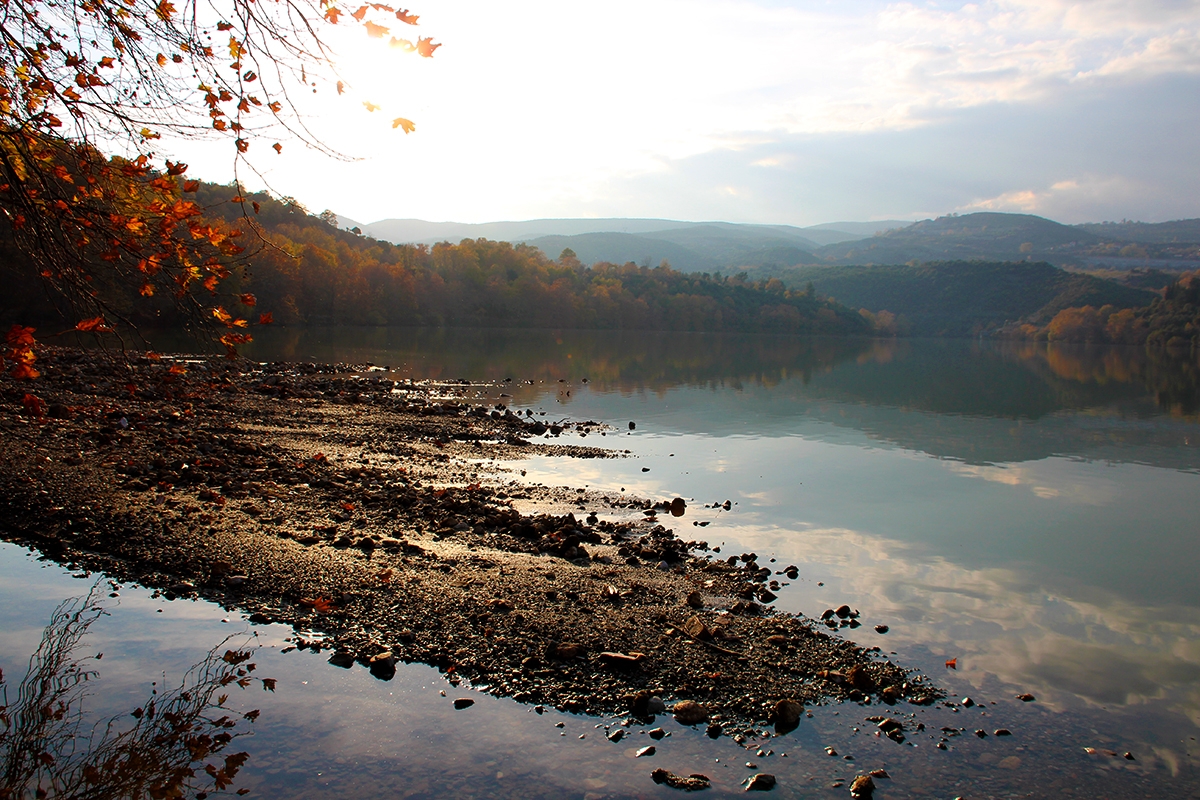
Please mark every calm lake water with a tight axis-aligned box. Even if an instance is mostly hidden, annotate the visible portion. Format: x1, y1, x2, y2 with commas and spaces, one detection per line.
4, 329, 1200, 798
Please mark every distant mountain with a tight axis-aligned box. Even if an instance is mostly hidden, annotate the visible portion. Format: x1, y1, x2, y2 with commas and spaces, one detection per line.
527, 224, 818, 273
802, 220, 911, 245
527, 232, 723, 273
757, 261, 1154, 337
814, 213, 1100, 265
1075, 219, 1200, 244
361, 218, 710, 244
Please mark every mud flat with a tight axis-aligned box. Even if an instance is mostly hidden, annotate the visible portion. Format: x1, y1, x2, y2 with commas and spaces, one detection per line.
0, 346, 940, 735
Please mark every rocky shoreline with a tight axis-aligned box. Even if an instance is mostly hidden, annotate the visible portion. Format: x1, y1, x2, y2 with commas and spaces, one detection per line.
0, 346, 941, 736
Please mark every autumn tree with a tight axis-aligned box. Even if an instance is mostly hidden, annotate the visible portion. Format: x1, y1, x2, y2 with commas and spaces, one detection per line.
0, 0, 437, 366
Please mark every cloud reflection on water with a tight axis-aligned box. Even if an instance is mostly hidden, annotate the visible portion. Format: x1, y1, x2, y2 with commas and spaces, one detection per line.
745, 522, 1200, 727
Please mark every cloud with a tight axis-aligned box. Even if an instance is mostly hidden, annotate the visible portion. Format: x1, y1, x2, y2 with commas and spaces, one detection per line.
170, 0, 1200, 224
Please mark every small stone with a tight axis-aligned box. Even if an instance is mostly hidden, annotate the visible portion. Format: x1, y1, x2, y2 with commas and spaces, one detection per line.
682, 616, 712, 641
876, 718, 903, 733
850, 775, 875, 798
453, 698, 475, 710
648, 727, 666, 740
868, 769, 889, 779
636, 745, 656, 757
1124, 752, 1135, 760
961, 697, 975, 708
327, 651, 355, 669
608, 729, 625, 742
994, 729, 1012, 736
670, 497, 686, 517
226, 574, 248, 586
874, 625, 889, 634
772, 699, 803, 731
651, 769, 710, 791
673, 700, 708, 725
974, 729, 988, 738
743, 773, 776, 791
647, 696, 667, 715
685, 591, 704, 609
706, 723, 724, 739
835, 604, 852, 619
1016, 693, 1036, 702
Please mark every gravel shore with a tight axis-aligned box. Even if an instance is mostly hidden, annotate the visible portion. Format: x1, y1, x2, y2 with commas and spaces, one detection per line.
0, 346, 940, 734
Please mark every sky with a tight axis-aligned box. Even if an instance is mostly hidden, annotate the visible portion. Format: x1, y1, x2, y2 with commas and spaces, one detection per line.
176, 0, 1200, 227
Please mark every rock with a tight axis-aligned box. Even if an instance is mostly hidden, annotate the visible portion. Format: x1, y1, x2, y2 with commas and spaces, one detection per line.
636, 745, 656, 757
685, 591, 704, 609
327, 651, 355, 669
1016, 693, 1036, 702
453, 698, 475, 710
772, 699, 803, 732
880, 685, 902, 704
874, 625, 889, 634
846, 665, 875, 692
766, 635, 788, 648
225, 574, 248, 586
850, 775, 875, 798
706, 723, 724, 739
368, 651, 397, 680
629, 421, 636, 430
168, 581, 195, 594
647, 696, 667, 715
876, 718, 903, 733
994, 729, 1012, 736
868, 769, 889, 779
548, 642, 587, 660
743, 773, 776, 791
821, 608, 836, 620
835, 604, 852, 619
651, 769, 710, 791
648, 727, 666, 740
607, 729, 625, 742
961, 696, 975, 708
673, 700, 708, 725
682, 615, 712, 641
974, 729, 988, 738
599, 651, 646, 666
670, 497, 686, 517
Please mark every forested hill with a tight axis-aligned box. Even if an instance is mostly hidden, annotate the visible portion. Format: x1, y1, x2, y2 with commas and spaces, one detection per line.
756, 261, 1154, 337
0, 184, 868, 336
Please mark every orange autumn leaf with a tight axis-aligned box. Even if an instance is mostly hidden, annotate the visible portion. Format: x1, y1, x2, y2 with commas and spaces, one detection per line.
183, 180, 200, 192
212, 306, 233, 324
945, 658, 957, 670
392, 117, 415, 133
239, 293, 257, 306
416, 37, 441, 57
12, 364, 40, 381
324, 6, 342, 23
75, 316, 112, 333
217, 21, 234, 31
396, 8, 418, 24
258, 312, 273, 325
337, 81, 345, 95
340, 502, 355, 511
6, 325, 37, 348
169, 363, 187, 374
363, 20, 389, 38
272, 142, 282, 154
363, 101, 380, 112
351, 5, 369, 21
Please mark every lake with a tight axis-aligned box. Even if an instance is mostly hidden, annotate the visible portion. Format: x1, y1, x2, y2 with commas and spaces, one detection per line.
4, 329, 1200, 798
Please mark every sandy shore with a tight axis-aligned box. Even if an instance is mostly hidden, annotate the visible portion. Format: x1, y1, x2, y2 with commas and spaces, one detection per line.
0, 346, 940, 735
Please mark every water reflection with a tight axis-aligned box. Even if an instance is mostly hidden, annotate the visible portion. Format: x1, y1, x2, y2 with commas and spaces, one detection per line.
742, 522, 1200, 728
161, 327, 1200, 418
0, 586, 267, 799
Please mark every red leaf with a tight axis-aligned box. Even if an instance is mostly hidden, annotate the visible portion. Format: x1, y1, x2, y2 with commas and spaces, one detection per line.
239, 293, 257, 307
183, 180, 200, 192
945, 658, 957, 670
258, 312, 273, 325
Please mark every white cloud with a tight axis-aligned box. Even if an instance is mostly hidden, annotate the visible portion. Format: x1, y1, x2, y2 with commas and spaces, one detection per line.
169, 0, 1200, 224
